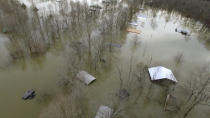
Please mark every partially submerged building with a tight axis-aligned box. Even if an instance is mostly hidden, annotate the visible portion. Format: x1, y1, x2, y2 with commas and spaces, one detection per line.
148, 66, 178, 110
95, 105, 113, 118
76, 71, 96, 85
148, 66, 177, 83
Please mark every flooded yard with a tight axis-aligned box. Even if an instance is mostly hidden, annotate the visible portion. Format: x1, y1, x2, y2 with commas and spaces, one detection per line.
0, 50, 64, 118
0, 0, 210, 118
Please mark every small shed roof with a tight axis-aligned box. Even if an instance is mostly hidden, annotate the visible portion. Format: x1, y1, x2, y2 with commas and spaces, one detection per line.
148, 66, 177, 82
76, 71, 96, 85
95, 105, 113, 118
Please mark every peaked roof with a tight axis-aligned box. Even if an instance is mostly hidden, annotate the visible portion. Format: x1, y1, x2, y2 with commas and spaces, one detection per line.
148, 66, 177, 83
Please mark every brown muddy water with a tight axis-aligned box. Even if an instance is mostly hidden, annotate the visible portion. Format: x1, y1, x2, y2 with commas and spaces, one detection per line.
0, 8, 210, 118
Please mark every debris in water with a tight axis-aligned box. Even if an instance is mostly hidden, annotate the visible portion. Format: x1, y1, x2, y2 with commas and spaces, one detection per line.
164, 94, 171, 110
108, 43, 121, 48
175, 28, 190, 36
164, 94, 179, 111
33, 7, 39, 12
89, 8, 97, 12
76, 71, 96, 85
90, 5, 102, 9
100, 58, 106, 63
129, 22, 138, 26
137, 15, 147, 21
118, 88, 130, 100
102, 0, 117, 5
21, 3, 26, 9
22, 89, 36, 100
57, 78, 70, 87
102, 0, 110, 4
56, 0, 63, 2
145, 0, 153, 5
95, 105, 113, 118
139, 8, 144, 10
89, 5, 102, 12
148, 66, 177, 83
1, 27, 12, 33
127, 28, 141, 34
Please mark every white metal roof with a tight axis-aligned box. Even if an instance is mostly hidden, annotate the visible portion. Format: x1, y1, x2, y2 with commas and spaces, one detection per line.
148, 66, 177, 82
76, 71, 96, 85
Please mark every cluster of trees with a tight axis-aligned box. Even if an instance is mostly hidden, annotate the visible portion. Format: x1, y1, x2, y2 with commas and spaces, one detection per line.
150, 0, 210, 28
39, 0, 146, 118
38, 0, 210, 118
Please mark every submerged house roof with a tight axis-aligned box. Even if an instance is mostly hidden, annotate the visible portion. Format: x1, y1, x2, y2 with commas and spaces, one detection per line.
76, 71, 96, 85
95, 105, 113, 118
148, 66, 177, 83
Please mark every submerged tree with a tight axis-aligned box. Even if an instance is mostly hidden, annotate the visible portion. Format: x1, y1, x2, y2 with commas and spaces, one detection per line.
176, 66, 210, 118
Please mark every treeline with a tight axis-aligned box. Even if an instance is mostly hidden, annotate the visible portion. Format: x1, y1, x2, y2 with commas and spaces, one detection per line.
150, 0, 210, 28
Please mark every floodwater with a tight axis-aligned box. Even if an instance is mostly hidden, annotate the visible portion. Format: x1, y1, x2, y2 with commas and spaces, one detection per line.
0, 49, 65, 118
0, 3, 210, 118
85, 9, 210, 118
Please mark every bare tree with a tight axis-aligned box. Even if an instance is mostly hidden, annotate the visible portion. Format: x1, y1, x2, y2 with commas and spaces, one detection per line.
40, 82, 88, 118
176, 66, 210, 118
